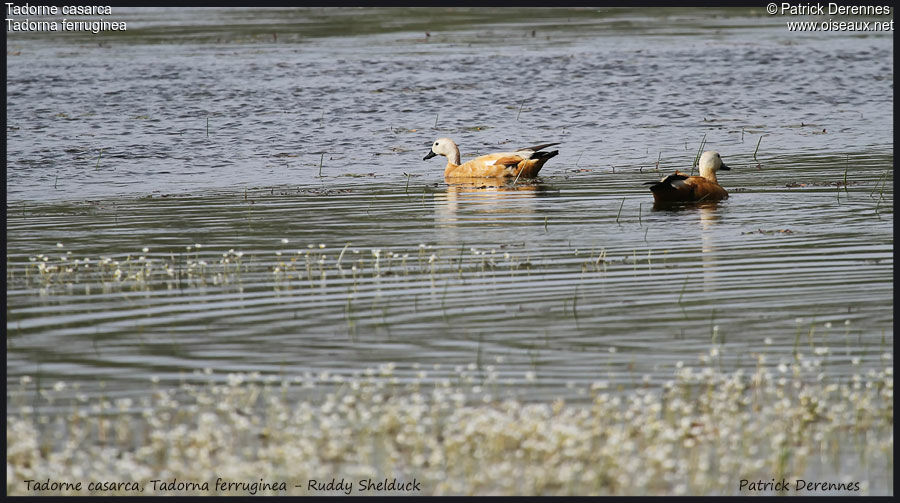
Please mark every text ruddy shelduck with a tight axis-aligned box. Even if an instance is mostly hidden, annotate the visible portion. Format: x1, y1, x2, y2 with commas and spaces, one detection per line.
424, 138, 559, 179
646, 151, 731, 203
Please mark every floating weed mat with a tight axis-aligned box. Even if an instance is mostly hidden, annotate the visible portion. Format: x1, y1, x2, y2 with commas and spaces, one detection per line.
8, 242, 606, 294
6, 350, 893, 496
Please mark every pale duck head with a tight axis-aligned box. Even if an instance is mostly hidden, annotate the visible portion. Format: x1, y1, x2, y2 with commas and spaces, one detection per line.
424, 137, 461, 165
698, 151, 730, 180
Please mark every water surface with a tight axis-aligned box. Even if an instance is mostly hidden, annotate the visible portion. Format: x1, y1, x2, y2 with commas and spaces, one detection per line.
6, 7, 894, 409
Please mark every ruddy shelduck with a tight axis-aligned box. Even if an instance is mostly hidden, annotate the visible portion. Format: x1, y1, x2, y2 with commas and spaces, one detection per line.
424, 138, 559, 179
645, 151, 731, 203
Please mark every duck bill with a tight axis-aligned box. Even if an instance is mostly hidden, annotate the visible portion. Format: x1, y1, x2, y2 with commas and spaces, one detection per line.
423, 151, 437, 160
719, 164, 731, 170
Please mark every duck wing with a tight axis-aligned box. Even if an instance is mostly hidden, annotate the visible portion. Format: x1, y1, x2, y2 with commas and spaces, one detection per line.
645, 172, 690, 191
492, 155, 527, 167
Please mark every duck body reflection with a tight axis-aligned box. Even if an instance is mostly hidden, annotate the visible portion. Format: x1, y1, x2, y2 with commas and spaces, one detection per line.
432, 179, 558, 239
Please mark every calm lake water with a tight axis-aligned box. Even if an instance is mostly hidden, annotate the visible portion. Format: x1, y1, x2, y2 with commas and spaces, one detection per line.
6, 7, 893, 410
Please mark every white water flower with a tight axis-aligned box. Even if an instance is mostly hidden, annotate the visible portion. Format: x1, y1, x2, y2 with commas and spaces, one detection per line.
591, 381, 609, 390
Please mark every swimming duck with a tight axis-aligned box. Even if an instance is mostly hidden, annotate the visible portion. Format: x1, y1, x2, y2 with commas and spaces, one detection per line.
424, 138, 559, 179
645, 151, 731, 203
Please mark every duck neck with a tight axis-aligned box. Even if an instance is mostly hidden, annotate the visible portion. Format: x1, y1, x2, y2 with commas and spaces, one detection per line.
700, 168, 718, 184
446, 144, 461, 166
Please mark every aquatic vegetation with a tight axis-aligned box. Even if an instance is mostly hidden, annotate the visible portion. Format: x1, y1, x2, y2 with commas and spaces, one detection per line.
6, 349, 892, 495
10, 242, 609, 295
14, 244, 251, 292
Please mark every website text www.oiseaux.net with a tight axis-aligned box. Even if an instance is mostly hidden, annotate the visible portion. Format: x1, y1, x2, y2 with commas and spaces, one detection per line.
771, 3, 893, 32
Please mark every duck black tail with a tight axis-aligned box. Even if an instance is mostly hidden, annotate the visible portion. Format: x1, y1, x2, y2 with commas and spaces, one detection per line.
533, 150, 559, 161
645, 173, 688, 193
